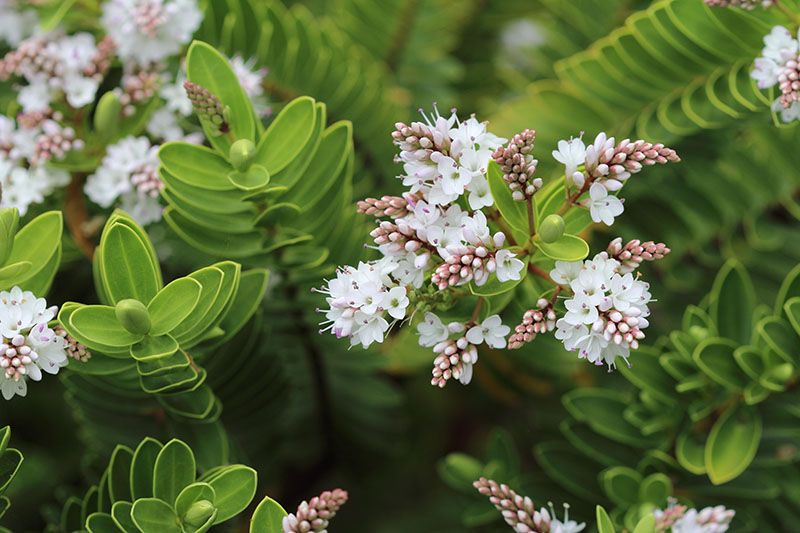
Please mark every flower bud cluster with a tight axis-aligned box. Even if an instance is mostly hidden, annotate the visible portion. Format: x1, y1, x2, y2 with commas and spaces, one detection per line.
282, 488, 348, 533
584, 133, 680, 191
357, 193, 418, 218
751, 26, 800, 123
705, 0, 774, 8
32, 120, 84, 165
492, 128, 542, 201
184, 81, 230, 134
654, 501, 735, 533
606, 237, 670, 274
473, 477, 584, 533
118, 67, 162, 116
508, 298, 557, 349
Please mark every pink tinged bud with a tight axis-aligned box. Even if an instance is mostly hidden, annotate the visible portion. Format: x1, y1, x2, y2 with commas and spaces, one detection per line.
493, 232, 506, 247
485, 258, 496, 273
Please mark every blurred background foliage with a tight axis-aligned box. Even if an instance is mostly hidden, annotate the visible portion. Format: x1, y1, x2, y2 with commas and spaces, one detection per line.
2, 0, 800, 531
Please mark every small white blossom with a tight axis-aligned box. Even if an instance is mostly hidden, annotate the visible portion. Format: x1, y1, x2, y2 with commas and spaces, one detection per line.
101, 0, 203, 64
495, 249, 524, 282
0, 287, 69, 400
230, 55, 270, 116
751, 26, 798, 89
588, 182, 624, 226
552, 137, 586, 180
0, 0, 37, 46
465, 315, 511, 349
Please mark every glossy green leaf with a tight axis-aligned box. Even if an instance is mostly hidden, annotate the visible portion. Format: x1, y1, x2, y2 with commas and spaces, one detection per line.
111, 501, 137, 532
175, 482, 216, 518
205, 466, 257, 524
131, 438, 163, 500
0, 449, 22, 493
601, 467, 641, 506
107, 446, 134, 503
0, 208, 19, 266
99, 222, 161, 305
536, 233, 589, 262
5, 211, 62, 287
705, 404, 761, 484
693, 338, 748, 390
130, 335, 180, 362
487, 161, 529, 233
676, 428, 707, 475
596, 506, 616, 533
86, 513, 120, 533
186, 40, 255, 152
633, 514, 656, 533
131, 498, 181, 533
153, 440, 196, 505
254, 96, 317, 175
709, 260, 754, 345
147, 278, 203, 336
250, 496, 288, 533
159, 143, 236, 191
68, 306, 144, 348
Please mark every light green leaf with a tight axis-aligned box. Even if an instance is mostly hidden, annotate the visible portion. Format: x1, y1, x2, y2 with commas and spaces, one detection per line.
186, 41, 255, 152
692, 338, 748, 390
159, 143, 236, 191
596, 506, 617, 533
175, 482, 216, 518
633, 514, 656, 533
153, 440, 196, 505
254, 96, 317, 175
675, 428, 706, 475
131, 498, 181, 533
0, 208, 19, 265
147, 278, 203, 336
487, 161, 529, 233
130, 335, 180, 362
205, 466, 257, 524
68, 305, 144, 348
705, 404, 761, 484
99, 222, 161, 305
250, 496, 288, 533
5, 211, 62, 287
131, 438, 163, 500
600, 467, 641, 506
536, 233, 589, 262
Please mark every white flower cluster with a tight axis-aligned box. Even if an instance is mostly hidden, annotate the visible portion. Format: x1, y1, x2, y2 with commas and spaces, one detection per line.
8, 32, 106, 113
0, 287, 69, 400
752, 26, 800, 123
551, 253, 652, 369
552, 132, 678, 226
317, 260, 409, 349
0, 0, 37, 46
398, 107, 506, 209
230, 56, 271, 117
101, 0, 202, 65
85, 136, 163, 225
0, 116, 70, 215
418, 312, 509, 387
654, 504, 735, 533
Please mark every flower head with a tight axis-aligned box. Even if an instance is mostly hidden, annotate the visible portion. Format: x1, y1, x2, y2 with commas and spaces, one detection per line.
587, 182, 624, 226
282, 488, 348, 533
0, 287, 69, 400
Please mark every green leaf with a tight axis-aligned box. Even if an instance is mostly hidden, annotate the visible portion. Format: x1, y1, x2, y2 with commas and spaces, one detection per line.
175, 482, 216, 518
633, 514, 656, 533
250, 496, 288, 533
86, 512, 120, 533
0, 262, 31, 286
600, 467, 641, 506
203, 465, 257, 524
709, 260, 754, 345
131, 498, 181, 533
153, 440, 196, 505
536, 233, 590, 262
487, 161, 529, 233
111, 502, 137, 532
756, 315, 800, 366
563, 389, 660, 448
130, 335, 180, 362
0, 449, 22, 492
68, 305, 144, 348
676, 428, 706, 475
210, 269, 269, 345
107, 446, 134, 503
159, 143, 236, 191
147, 278, 203, 336
254, 96, 317, 175
0, 208, 19, 265
186, 41, 256, 152
692, 338, 748, 390
99, 222, 161, 305
228, 165, 271, 191
705, 404, 761, 484
638, 473, 671, 506
5, 211, 62, 288
131, 438, 163, 500
596, 506, 617, 533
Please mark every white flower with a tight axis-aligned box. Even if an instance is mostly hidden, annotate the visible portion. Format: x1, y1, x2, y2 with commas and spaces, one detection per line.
465, 315, 510, 349
588, 182, 624, 225
751, 26, 798, 89
552, 137, 586, 179
433, 152, 470, 196
550, 260, 582, 285
16, 83, 53, 114
383, 287, 409, 320
773, 98, 800, 123
0, 287, 68, 400
656, 505, 735, 533
495, 249, 524, 282
160, 75, 194, 116
102, 0, 203, 64
230, 55, 270, 116
85, 136, 163, 223
0, 1, 37, 46
417, 313, 450, 347
467, 174, 493, 209
563, 293, 599, 325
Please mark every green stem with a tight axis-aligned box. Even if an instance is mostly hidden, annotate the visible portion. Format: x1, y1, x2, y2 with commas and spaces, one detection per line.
526, 197, 536, 236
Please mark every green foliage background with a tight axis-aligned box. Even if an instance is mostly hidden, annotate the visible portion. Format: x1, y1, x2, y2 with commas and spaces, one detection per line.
2, 0, 800, 531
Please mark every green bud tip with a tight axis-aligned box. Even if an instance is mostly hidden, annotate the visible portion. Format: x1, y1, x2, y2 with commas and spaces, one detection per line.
229, 139, 256, 171
114, 299, 151, 335
183, 500, 215, 527
93, 91, 122, 138
538, 214, 565, 243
